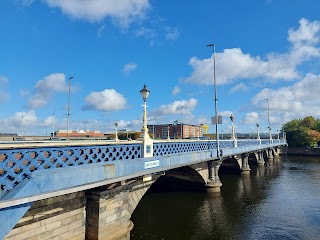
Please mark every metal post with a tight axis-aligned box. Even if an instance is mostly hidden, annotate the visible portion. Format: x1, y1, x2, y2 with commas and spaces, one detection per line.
207, 44, 220, 157
265, 98, 272, 144
67, 76, 73, 140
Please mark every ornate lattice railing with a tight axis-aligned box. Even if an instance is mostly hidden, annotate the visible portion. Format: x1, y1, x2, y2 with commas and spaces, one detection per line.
0, 139, 281, 198
0, 143, 142, 198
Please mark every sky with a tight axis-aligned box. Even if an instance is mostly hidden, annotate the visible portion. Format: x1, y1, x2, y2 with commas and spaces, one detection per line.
1, 0, 320, 136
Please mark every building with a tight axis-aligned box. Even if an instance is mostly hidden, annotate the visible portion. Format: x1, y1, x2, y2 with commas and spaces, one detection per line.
55, 130, 105, 139
147, 124, 202, 139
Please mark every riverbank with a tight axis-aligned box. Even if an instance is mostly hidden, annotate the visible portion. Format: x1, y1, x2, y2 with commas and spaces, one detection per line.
284, 147, 320, 156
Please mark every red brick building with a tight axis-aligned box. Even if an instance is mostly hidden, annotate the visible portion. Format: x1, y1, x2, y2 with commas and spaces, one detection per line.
54, 130, 105, 139
147, 124, 202, 139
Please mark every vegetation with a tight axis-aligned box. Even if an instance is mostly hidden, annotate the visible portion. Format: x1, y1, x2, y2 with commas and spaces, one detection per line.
284, 116, 320, 147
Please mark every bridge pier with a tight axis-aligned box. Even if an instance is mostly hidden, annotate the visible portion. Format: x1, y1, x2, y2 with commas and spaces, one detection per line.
205, 161, 222, 192
267, 148, 274, 161
241, 153, 251, 174
85, 176, 158, 240
255, 150, 265, 165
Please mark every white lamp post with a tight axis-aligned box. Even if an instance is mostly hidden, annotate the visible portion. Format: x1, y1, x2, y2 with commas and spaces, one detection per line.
138, 84, 153, 158
167, 125, 170, 140
67, 76, 73, 140
207, 43, 220, 157
230, 114, 237, 147
230, 114, 235, 140
256, 122, 261, 145
140, 84, 151, 140
115, 122, 119, 142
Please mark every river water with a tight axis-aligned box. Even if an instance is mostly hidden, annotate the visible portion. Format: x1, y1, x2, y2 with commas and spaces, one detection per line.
130, 156, 320, 240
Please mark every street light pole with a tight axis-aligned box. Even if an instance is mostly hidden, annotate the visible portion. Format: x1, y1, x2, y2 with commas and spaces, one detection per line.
139, 84, 153, 158
67, 76, 73, 140
180, 105, 183, 139
265, 98, 272, 144
140, 84, 151, 140
256, 122, 261, 145
115, 122, 119, 142
207, 43, 220, 157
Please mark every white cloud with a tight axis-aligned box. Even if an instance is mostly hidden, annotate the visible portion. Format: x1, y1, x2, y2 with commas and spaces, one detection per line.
252, 73, 320, 121
97, 24, 106, 37
122, 62, 137, 73
242, 112, 259, 124
82, 89, 127, 112
44, 0, 150, 28
230, 82, 249, 93
172, 86, 181, 95
183, 18, 320, 86
0, 75, 8, 85
27, 73, 68, 109
150, 98, 198, 116
165, 27, 179, 41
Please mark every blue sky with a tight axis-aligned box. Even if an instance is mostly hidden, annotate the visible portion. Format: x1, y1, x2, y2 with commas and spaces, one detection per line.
1, 0, 320, 136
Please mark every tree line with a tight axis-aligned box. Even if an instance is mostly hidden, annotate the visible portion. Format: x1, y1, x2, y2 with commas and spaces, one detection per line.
284, 116, 320, 147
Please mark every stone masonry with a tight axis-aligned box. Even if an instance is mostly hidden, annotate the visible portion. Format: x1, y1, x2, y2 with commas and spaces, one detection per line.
4, 192, 86, 240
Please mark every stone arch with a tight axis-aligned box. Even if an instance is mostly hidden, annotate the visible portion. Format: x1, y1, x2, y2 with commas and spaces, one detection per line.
219, 156, 242, 174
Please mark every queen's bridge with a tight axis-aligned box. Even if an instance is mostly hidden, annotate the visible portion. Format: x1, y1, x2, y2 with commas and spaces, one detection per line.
0, 137, 286, 240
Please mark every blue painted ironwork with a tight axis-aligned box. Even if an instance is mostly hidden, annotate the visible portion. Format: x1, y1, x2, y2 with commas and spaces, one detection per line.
0, 144, 141, 198
0, 139, 284, 199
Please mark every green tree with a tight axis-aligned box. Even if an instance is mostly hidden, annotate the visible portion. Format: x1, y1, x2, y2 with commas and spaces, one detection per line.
301, 116, 317, 130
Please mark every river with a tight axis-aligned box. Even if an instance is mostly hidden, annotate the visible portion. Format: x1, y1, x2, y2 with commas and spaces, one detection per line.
130, 156, 320, 240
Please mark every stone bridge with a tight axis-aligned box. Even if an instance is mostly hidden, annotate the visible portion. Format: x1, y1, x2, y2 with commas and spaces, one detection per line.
0, 138, 286, 239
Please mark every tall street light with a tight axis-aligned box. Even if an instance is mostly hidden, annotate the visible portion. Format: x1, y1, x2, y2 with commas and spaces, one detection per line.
139, 84, 153, 158
67, 76, 73, 140
207, 43, 220, 157
140, 84, 151, 140
180, 105, 184, 139
115, 122, 119, 142
265, 98, 272, 144
256, 122, 261, 145
230, 114, 236, 139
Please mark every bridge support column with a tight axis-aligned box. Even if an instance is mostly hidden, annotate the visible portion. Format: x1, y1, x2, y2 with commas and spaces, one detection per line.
267, 148, 274, 161
86, 190, 133, 240
241, 153, 251, 174
256, 151, 265, 165
205, 161, 222, 192
85, 177, 156, 240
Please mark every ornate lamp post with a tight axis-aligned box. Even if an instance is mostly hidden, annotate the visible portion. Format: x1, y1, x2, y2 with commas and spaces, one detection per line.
115, 122, 119, 142
230, 114, 237, 147
138, 84, 153, 158
167, 125, 170, 140
256, 122, 261, 145
67, 76, 73, 140
140, 84, 150, 139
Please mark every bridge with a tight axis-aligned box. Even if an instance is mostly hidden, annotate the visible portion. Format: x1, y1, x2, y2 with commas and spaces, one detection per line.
0, 137, 286, 240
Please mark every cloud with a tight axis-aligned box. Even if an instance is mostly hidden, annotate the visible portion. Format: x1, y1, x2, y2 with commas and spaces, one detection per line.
122, 62, 137, 73
44, 0, 150, 28
0, 75, 8, 85
252, 73, 320, 121
183, 18, 320, 86
172, 86, 181, 95
230, 83, 249, 93
242, 112, 259, 124
165, 27, 179, 41
82, 89, 127, 112
3, 111, 38, 129
27, 73, 68, 109
97, 24, 106, 37
150, 98, 198, 116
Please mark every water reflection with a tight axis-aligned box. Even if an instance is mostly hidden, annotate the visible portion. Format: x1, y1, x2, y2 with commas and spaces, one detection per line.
131, 156, 320, 240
